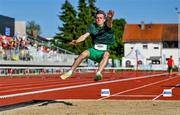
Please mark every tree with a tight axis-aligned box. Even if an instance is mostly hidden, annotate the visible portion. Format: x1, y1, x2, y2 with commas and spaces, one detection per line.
26, 20, 41, 38
74, 0, 95, 53
54, 0, 98, 54
88, 0, 97, 18
54, 0, 78, 53
110, 18, 126, 59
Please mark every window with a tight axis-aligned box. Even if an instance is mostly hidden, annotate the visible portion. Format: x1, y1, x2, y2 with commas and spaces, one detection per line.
154, 47, 159, 49
126, 60, 131, 67
138, 60, 143, 65
152, 60, 160, 65
143, 44, 148, 49
163, 41, 178, 48
5, 27, 10, 36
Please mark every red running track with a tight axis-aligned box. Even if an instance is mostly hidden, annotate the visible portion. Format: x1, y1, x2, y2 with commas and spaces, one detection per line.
0, 72, 180, 106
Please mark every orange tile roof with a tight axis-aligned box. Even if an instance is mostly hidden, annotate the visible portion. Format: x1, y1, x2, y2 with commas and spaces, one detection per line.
123, 24, 178, 42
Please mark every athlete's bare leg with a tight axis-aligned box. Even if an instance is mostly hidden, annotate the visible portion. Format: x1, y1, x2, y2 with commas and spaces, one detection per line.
60, 50, 89, 80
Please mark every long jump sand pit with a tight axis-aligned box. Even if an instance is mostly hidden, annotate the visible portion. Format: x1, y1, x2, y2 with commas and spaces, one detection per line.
1, 100, 180, 115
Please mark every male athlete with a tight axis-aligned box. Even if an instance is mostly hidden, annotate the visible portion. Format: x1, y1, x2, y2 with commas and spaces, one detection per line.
60, 10, 115, 81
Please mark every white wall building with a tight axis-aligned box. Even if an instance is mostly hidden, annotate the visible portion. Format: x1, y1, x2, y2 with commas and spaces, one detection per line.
15, 21, 26, 37
122, 23, 178, 70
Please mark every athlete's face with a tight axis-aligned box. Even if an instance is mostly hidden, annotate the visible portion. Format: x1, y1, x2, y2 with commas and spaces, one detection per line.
96, 14, 105, 26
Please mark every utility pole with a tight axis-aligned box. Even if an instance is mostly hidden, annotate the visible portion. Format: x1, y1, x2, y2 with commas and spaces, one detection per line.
175, 8, 180, 72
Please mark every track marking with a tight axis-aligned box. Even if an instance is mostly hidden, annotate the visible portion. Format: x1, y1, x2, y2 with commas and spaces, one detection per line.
152, 83, 180, 100
0, 78, 86, 86
0, 73, 167, 99
0, 80, 94, 93
98, 76, 176, 100
0, 78, 94, 91
111, 95, 157, 97
0, 79, 59, 86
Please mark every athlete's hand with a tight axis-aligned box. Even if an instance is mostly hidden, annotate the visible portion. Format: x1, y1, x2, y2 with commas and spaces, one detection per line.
107, 10, 114, 18
69, 40, 77, 45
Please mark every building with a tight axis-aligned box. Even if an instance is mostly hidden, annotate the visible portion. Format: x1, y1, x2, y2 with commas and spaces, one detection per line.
0, 15, 15, 37
122, 22, 178, 70
15, 21, 26, 37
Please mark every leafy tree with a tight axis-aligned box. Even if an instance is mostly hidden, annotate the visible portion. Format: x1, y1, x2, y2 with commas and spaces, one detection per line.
53, 0, 78, 53
54, 0, 97, 54
26, 20, 41, 38
88, 0, 97, 18
73, 0, 98, 53
74, 0, 93, 53
110, 18, 126, 59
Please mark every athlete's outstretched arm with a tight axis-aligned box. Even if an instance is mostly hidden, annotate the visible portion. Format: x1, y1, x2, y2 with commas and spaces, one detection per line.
69, 32, 90, 45
107, 10, 114, 28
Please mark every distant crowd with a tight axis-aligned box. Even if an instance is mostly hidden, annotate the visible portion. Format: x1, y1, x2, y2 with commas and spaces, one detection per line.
0, 33, 56, 61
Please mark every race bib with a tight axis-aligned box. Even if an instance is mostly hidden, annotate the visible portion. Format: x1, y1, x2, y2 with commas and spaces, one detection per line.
94, 44, 107, 51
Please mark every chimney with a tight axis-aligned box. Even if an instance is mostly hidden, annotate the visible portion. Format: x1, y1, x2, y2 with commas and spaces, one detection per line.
140, 21, 145, 30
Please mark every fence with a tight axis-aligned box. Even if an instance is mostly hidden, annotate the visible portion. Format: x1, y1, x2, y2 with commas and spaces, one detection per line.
0, 66, 133, 77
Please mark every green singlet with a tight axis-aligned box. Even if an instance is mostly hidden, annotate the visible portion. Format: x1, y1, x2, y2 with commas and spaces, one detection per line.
87, 23, 115, 62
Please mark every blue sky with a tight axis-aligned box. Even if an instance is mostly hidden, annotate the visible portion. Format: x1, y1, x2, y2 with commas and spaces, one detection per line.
0, 0, 180, 37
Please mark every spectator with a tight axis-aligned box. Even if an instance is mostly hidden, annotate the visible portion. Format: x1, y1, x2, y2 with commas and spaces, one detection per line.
167, 56, 174, 77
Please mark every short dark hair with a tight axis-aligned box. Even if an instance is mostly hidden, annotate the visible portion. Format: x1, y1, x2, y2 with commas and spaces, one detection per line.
96, 10, 106, 18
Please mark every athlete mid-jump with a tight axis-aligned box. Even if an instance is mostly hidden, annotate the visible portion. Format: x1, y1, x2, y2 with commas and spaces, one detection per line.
60, 10, 115, 81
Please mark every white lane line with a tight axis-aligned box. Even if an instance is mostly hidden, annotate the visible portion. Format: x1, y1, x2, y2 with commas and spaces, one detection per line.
0, 81, 63, 89
98, 76, 176, 100
152, 83, 180, 100
0, 78, 86, 86
0, 79, 58, 85
0, 73, 168, 99
0, 80, 93, 93
0, 79, 93, 92
0, 81, 59, 87
1, 77, 128, 92
111, 95, 157, 97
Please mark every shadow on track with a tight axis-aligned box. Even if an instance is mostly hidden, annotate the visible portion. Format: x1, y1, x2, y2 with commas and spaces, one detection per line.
0, 100, 73, 112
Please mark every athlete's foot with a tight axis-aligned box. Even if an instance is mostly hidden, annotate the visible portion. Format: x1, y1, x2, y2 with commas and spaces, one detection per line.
60, 70, 73, 80
94, 72, 103, 81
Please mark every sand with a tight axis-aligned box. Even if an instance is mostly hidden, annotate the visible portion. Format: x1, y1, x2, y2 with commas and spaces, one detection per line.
1, 100, 180, 115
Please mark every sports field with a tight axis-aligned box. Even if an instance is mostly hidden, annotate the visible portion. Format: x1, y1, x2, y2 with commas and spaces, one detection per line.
0, 71, 180, 114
